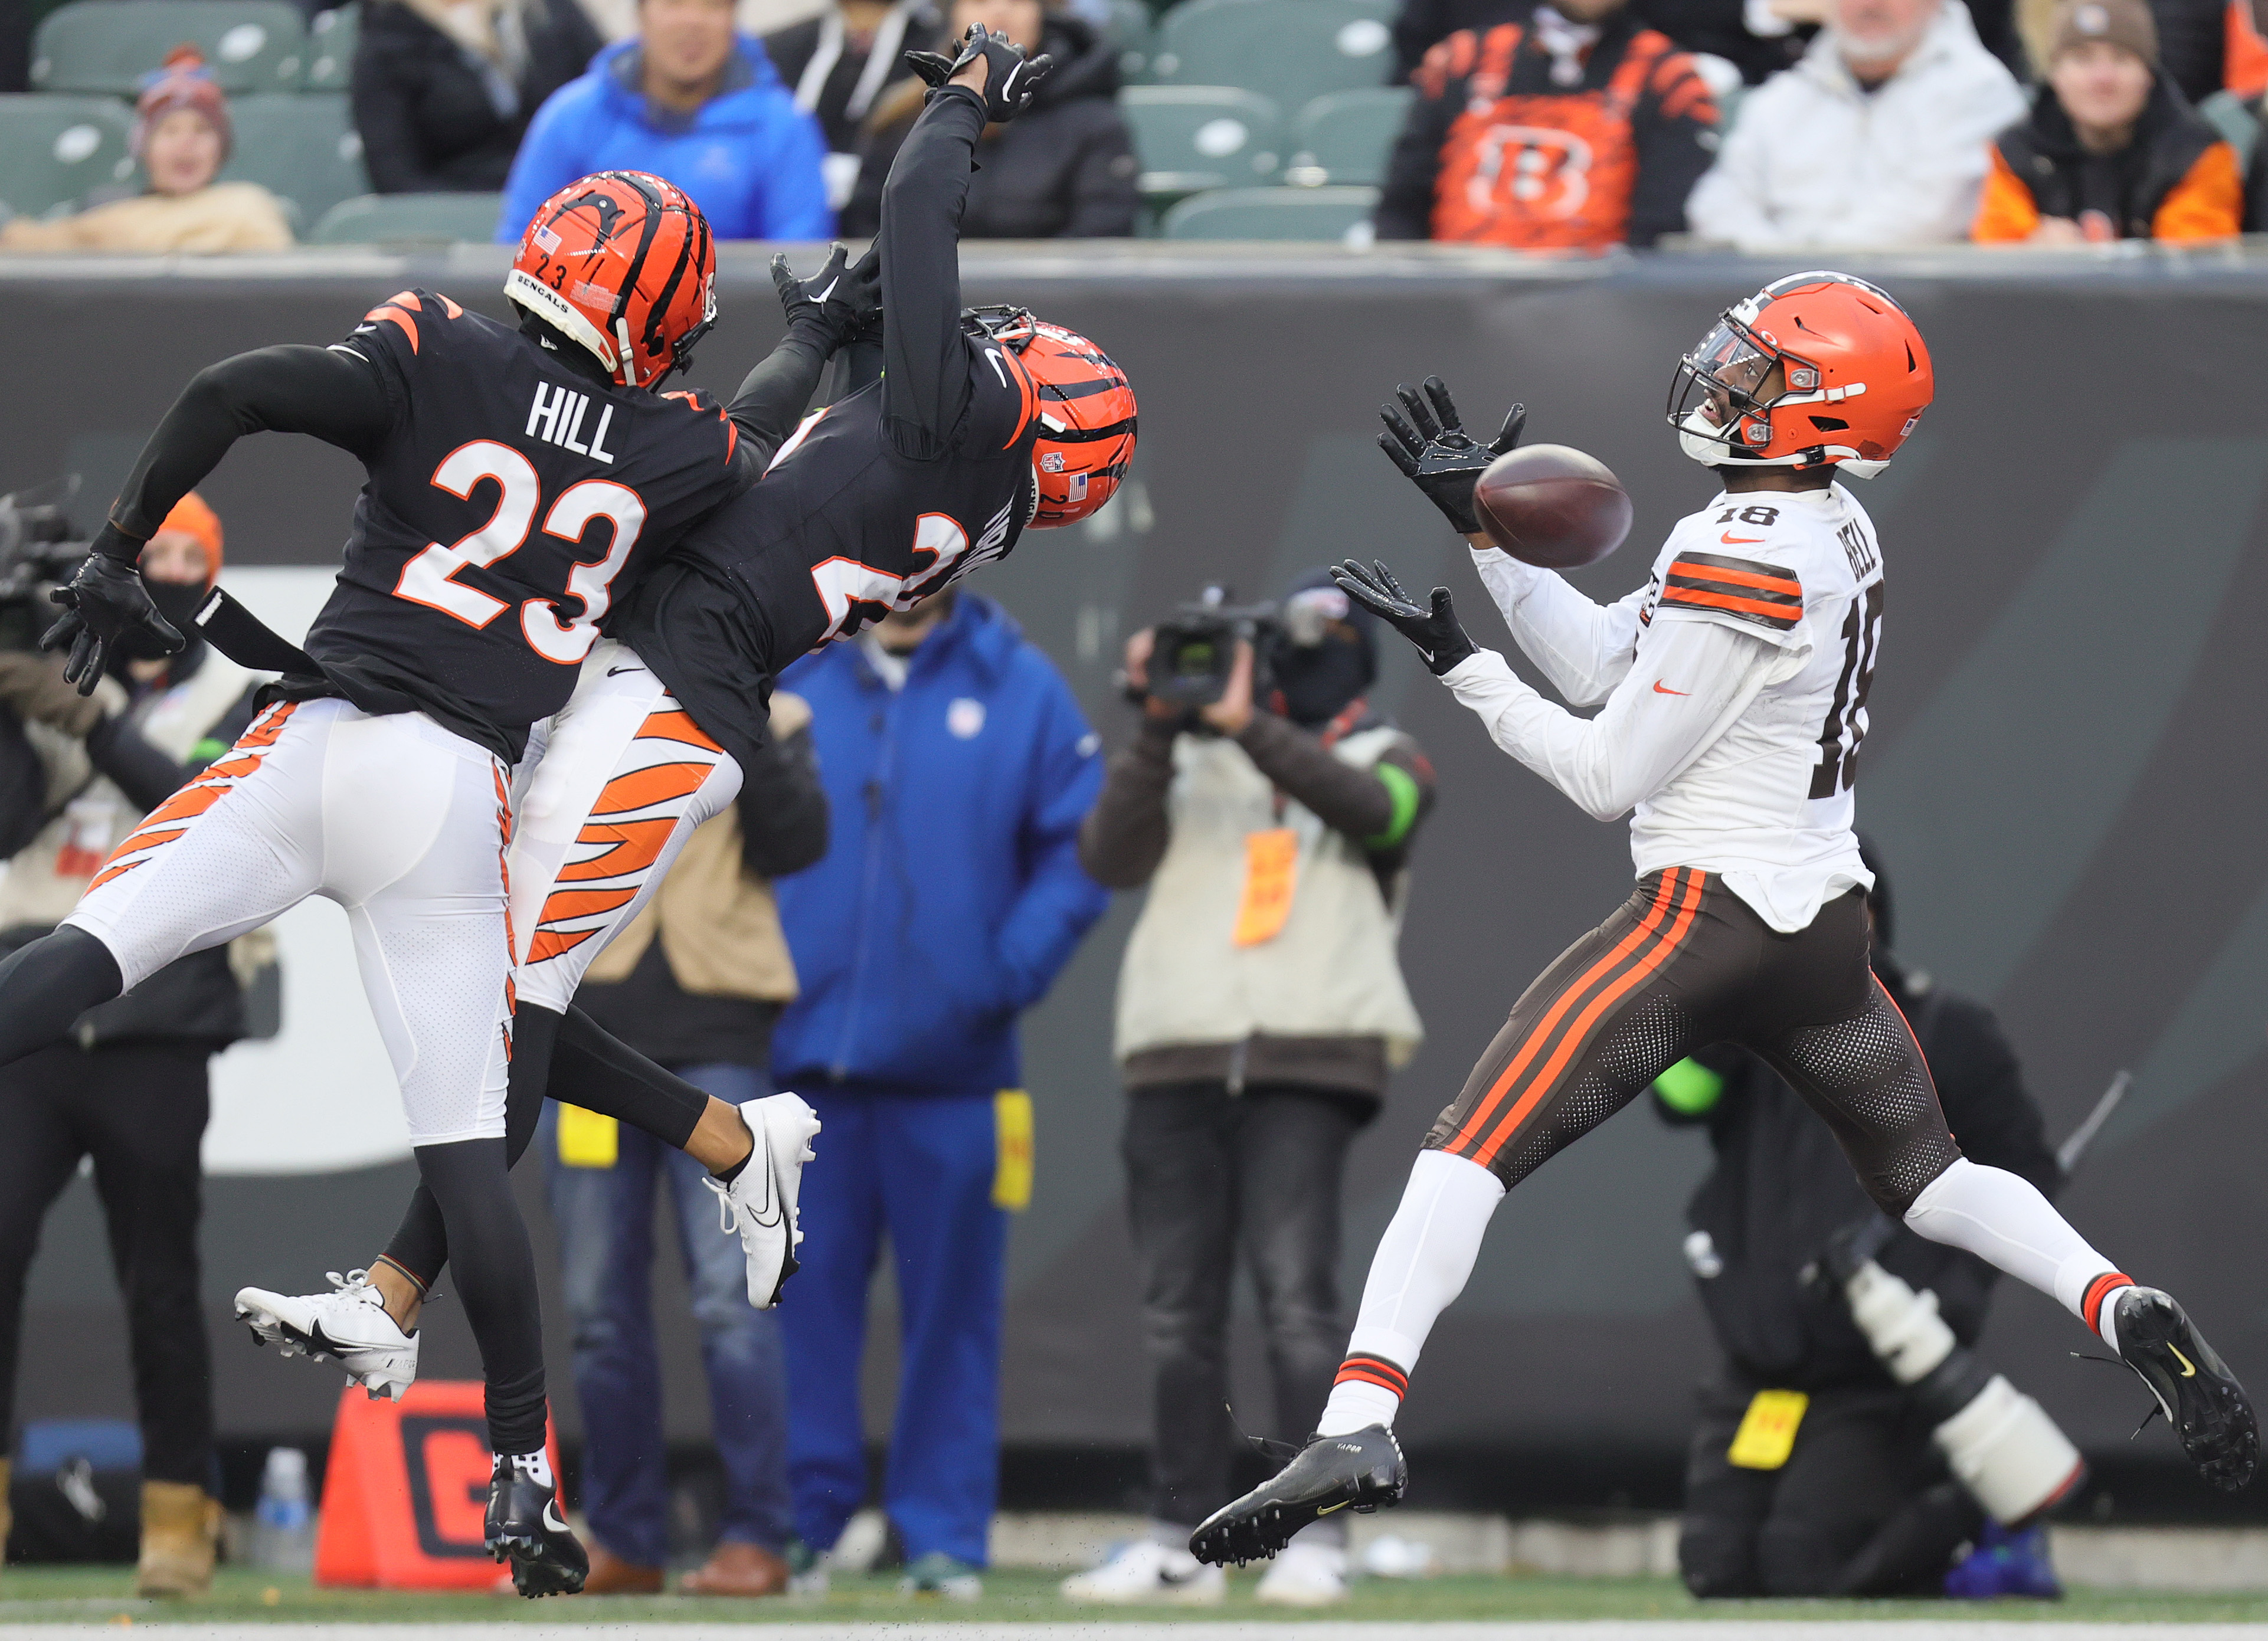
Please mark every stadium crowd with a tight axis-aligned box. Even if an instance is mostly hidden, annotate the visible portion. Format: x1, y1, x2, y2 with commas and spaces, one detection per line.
2, 0, 2266, 248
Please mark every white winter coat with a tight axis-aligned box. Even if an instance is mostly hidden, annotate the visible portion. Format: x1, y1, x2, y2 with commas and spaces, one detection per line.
1685, 1, 2025, 250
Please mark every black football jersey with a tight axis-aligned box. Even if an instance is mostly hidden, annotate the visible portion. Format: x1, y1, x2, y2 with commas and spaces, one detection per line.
304, 289, 745, 760
611, 340, 1039, 774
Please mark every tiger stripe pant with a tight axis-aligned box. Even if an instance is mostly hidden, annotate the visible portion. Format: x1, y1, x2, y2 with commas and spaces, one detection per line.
508, 638, 744, 1017
1425, 869, 1962, 1216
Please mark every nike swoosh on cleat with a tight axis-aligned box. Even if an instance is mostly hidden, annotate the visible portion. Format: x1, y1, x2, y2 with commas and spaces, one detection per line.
1315, 1501, 1350, 1516
2170, 1344, 2199, 1378
543, 1501, 569, 1533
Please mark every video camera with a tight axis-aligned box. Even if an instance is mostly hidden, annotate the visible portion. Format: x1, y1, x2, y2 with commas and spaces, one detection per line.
0, 484, 89, 655
1146, 587, 1281, 710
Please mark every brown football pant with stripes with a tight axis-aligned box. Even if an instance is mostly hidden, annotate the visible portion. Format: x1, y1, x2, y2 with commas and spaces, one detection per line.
1426, 868, 1963, 1216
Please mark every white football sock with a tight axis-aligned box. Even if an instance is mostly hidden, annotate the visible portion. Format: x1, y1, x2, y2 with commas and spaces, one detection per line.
1902, 1157, 2129, 1337
511, 1449, 554, 1490
1315, 1150, 1504, 1436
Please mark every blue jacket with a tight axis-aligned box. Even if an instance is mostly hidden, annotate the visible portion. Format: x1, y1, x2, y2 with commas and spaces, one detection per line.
496, 37, 832, 243
771, 595, 1110, 1096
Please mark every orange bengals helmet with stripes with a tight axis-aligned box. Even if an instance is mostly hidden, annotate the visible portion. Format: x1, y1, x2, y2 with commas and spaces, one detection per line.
970, 306, 1137, 528
506, 172, 716, 389
1667, 271, 1932, 480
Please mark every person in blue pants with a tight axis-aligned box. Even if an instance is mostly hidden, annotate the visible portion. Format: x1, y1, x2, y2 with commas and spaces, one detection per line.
771, 589, 1108, 1597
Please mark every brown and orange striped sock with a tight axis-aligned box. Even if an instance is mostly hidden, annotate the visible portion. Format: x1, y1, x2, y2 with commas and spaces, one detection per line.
1316, 1353, 1409, 1436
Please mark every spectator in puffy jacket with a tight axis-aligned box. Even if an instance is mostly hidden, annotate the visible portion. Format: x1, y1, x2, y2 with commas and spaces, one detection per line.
1975, 0, 2240, 241
770, 590, 1107, 1597
2, 47, 292, 251
1686, 0, 2025, 248
764, 0, 941, 209
1374, 0, 1720, 249
496, 0, 830, 240
353, 0, 605, 194
840, 0, 1137, 238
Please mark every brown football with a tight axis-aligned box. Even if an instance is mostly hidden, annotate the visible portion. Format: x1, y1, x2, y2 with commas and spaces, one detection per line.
1473, 444, 1634, 569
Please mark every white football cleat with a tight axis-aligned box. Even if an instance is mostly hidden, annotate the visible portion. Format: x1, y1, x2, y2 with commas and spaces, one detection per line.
234, 1270, 419, 1401
1255, 1538, 1350, 1607
1060, 1538, 1226, 1605
702, 1092, 821, 1308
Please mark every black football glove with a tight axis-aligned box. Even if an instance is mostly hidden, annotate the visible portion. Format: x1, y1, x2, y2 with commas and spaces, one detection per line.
769, 242, 882, 350
905, 24, 1053, 122
41, 525, 183, 695
1331, 558, 1476, 677
1378, 375, 1527, 537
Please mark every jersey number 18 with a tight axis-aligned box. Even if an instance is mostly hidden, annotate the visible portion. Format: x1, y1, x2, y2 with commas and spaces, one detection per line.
394, 440, 647, 665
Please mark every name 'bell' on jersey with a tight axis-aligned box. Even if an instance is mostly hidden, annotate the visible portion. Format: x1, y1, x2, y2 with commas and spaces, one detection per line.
307, 289, 743, 760
1629, 480, 1882, 928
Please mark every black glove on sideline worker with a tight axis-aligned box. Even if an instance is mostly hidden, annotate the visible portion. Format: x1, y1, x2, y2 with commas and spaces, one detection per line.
905, 23, 1053, 122
770, 241, 883, 350
1333, 558, 1477, 677
42, 523, 184, 694
1379, 375, 1526, 537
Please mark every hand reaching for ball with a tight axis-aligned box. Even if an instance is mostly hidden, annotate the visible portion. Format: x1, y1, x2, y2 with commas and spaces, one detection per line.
1377, 375, 1527, 539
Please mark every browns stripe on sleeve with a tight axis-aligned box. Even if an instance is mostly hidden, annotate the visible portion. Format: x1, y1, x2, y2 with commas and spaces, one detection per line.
1661, 552, 1802, 633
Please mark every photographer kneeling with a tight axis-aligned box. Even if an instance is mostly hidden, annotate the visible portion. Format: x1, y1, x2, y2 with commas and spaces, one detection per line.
0, 494, 264, 1597
1067, 574, 1433, 1609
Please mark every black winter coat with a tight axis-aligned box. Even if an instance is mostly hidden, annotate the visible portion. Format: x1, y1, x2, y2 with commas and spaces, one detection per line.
762, 1, 940, 156
1658, 957, 2062, 1394
352, 0, 604, 194
840, 17, 1138, 238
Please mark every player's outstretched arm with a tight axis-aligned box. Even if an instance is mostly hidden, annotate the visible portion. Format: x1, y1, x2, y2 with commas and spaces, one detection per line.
880, 25, 1052, 459
1444, 614, 1775, 821
45, 345, 393, 692
724, 243, 881, 474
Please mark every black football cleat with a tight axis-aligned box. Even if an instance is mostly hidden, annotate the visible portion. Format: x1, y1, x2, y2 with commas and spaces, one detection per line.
1189, 1426, 1406, 1566
486, 1454, 588, 1597
2113, 1287, 2257, 1492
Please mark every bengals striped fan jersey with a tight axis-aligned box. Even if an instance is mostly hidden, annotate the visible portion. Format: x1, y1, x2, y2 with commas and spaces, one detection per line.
1622, 483, 1884, 928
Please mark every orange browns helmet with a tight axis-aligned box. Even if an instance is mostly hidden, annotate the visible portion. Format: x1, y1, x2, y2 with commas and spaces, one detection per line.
1667, 271, 1933, 479
506, 172, 716, 390
970, 306, 1137, 528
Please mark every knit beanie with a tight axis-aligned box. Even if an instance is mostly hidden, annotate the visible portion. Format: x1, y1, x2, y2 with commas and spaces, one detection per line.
2050, 0, 2158, 66
152, 491, 224, 584
130, 46, 234, 162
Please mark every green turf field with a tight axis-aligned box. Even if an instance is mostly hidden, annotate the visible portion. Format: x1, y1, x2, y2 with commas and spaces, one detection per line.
0, 1567, 2266, 1624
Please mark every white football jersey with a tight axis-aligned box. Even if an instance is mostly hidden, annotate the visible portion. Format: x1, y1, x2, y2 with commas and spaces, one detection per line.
1627, 483, 1881, 928
1446, 480, 1883, 932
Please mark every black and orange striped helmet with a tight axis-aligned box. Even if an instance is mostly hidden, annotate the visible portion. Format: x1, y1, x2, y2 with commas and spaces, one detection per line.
971, 307, 1137, 528
506, 172, 716, 389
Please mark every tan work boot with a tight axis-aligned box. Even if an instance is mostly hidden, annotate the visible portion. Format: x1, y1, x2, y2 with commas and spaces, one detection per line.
135, 1480, 221, 1597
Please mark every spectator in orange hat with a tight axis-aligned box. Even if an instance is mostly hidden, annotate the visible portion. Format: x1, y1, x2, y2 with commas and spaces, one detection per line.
1, 47, 293, 253
0, 490, 273, 1598
1973, 0, 2241, 240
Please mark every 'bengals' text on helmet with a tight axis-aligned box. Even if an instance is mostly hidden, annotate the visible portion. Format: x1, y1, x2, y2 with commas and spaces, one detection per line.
1667, 271, 1933, 479
969, 307, 1137, 528
506, 173, 716, 390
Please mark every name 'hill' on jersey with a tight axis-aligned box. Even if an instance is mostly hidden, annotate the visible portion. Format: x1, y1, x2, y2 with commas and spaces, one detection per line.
307, 289, 742, 760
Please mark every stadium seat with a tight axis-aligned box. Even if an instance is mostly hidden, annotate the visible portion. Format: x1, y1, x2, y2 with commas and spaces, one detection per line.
1284, 85, 1409, 186
1160, 184, 1378, 241
1150, 0, 1395, 117
224, 95, 368, 231
1120, 86, 1283, 208
0, 95, 137, 220
310, 191, 503, 245
1105, 0, 1155, 82
2199, 88, 2261, 168
305, 4, 358, 93
32, 0, 308, 94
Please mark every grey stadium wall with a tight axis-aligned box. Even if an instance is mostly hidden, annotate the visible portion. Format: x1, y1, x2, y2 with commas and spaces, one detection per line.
4, 245, 2264, 1498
